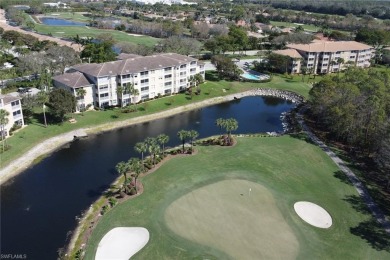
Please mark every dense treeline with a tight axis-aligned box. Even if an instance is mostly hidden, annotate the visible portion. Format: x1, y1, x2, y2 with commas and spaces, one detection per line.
308, 68, 390, 178
252, 0, 390, 19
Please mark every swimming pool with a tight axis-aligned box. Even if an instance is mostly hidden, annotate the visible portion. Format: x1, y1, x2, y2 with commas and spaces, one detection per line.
241, 72, 270, 81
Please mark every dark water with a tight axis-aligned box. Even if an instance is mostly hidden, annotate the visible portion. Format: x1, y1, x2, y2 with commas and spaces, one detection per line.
40, 17, 86, 26
0, 96, 295, 259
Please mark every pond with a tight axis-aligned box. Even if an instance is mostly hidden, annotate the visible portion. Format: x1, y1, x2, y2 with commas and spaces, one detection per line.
0, 96, 295, 259
40, 17, 86, 26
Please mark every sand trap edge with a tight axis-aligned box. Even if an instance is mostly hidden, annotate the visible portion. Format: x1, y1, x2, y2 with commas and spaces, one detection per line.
95, 227, 149, 260
294, 201, 332, 229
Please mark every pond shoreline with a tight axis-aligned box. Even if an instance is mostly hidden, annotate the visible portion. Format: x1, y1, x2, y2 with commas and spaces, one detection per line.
0, 89, 304, 186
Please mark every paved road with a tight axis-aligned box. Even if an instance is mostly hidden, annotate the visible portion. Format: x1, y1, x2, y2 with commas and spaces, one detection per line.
0, 9, 82, 51
297, 113, 390, 234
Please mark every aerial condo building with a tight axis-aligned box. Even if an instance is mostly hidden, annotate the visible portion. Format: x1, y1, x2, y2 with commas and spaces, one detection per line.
273, 40, 373, 74
53, 53, 205, 110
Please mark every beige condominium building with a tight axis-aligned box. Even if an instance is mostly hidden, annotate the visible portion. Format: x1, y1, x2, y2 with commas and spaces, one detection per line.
273, 41, 374, 74
53, 53, 205, 110
0, 94, 24, 138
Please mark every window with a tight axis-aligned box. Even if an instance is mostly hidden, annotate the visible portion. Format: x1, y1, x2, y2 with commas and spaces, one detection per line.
164, 74, 172, 79
165, 82, 172, 87
13, 110, 21, 116
350, 56, 355, 59
164, 67, 171, 71
122, 74, 131, 79
180, 64, 186, 69
323, 58, 329, 61
180, 72, 186, 76
141, 94, 149, 100
180, 79, 186, 83
165, 89, 172, 94
190, 68, 196, 73
307, 64, 313, 67
100, 93, 109, 98
11, 100, 20, 106
190, 61, 196, 65
141, 86, 149, 91
99, 85, 108, 91
308, 58, 314, 61
140, 71, 149, 76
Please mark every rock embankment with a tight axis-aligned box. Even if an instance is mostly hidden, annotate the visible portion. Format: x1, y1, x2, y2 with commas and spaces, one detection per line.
249, 88, 305, 104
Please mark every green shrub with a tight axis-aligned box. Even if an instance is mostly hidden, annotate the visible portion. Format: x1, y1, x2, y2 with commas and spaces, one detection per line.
108, 197, 117, 207
100, 205, 109, 215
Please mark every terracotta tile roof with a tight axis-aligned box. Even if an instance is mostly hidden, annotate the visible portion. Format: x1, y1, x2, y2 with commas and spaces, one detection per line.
287, 41, 373, 53
71, 53, 198, 77
273, 49, 303, 59
0, 94, 21, 104
53, 71, 92, 89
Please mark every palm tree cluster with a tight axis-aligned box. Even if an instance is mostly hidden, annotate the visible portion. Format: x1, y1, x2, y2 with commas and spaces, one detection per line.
115, 134, 170, 197
117, 82, 140, 109
177, 129, 199, 154
215, 118, 239, 145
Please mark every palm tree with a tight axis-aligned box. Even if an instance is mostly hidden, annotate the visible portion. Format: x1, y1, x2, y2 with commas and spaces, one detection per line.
330, 60, 337, 73
177, 130, 189, 153
115, 161, 130, 194
130, 84, 139, 110
194, 73, 204, 94
216, 118, 238, 145
128, 157, 143, 194
116, 85, 123, 107
37, 91, 49, 128
300, 67, 307, 82
148, 141, 161, 167
215, 118, 224, 134
157, 134, 169, 156
115, 161, 129, 180
188, 130, 199, 154
76, 88, 87, 114
0, 109, 9, 153
337, 57, 345, 76
134, 141, 147, 168
225, 118, 238, 145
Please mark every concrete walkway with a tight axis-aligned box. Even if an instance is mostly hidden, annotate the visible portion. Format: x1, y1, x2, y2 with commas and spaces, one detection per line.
297, 113, 390, 234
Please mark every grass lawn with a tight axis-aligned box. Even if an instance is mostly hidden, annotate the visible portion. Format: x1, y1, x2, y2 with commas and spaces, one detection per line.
43, 12, 92, 22
83, 136, 390, 259
1, 75, 311, 169
32, 24, 159, 46
270, 21, 321, 32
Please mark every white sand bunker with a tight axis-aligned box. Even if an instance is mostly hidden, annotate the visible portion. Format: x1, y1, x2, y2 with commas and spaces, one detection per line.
294, 201, 332, 228
95, 227, 149, 260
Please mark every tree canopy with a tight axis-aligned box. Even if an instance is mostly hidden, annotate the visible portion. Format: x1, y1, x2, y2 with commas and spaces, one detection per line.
309, 68, 390, 154
48, 89, 76, 122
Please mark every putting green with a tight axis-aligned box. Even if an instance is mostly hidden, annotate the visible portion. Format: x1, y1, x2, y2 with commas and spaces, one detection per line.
164, 179, 299, 259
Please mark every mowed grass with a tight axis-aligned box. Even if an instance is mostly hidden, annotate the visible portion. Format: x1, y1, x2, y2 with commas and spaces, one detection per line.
1, 76, 311, 169
44, 12, 91, 22
33, 24, 159, 46
165, 179, 299, 259
84, 136, 390, 259
270, 20, 321, 32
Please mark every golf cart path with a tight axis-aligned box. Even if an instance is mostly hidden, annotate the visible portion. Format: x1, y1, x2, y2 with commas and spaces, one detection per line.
297, 113, 390, 234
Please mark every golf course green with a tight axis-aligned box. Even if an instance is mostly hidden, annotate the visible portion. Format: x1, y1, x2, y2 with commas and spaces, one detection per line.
84, 135, 390, 259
